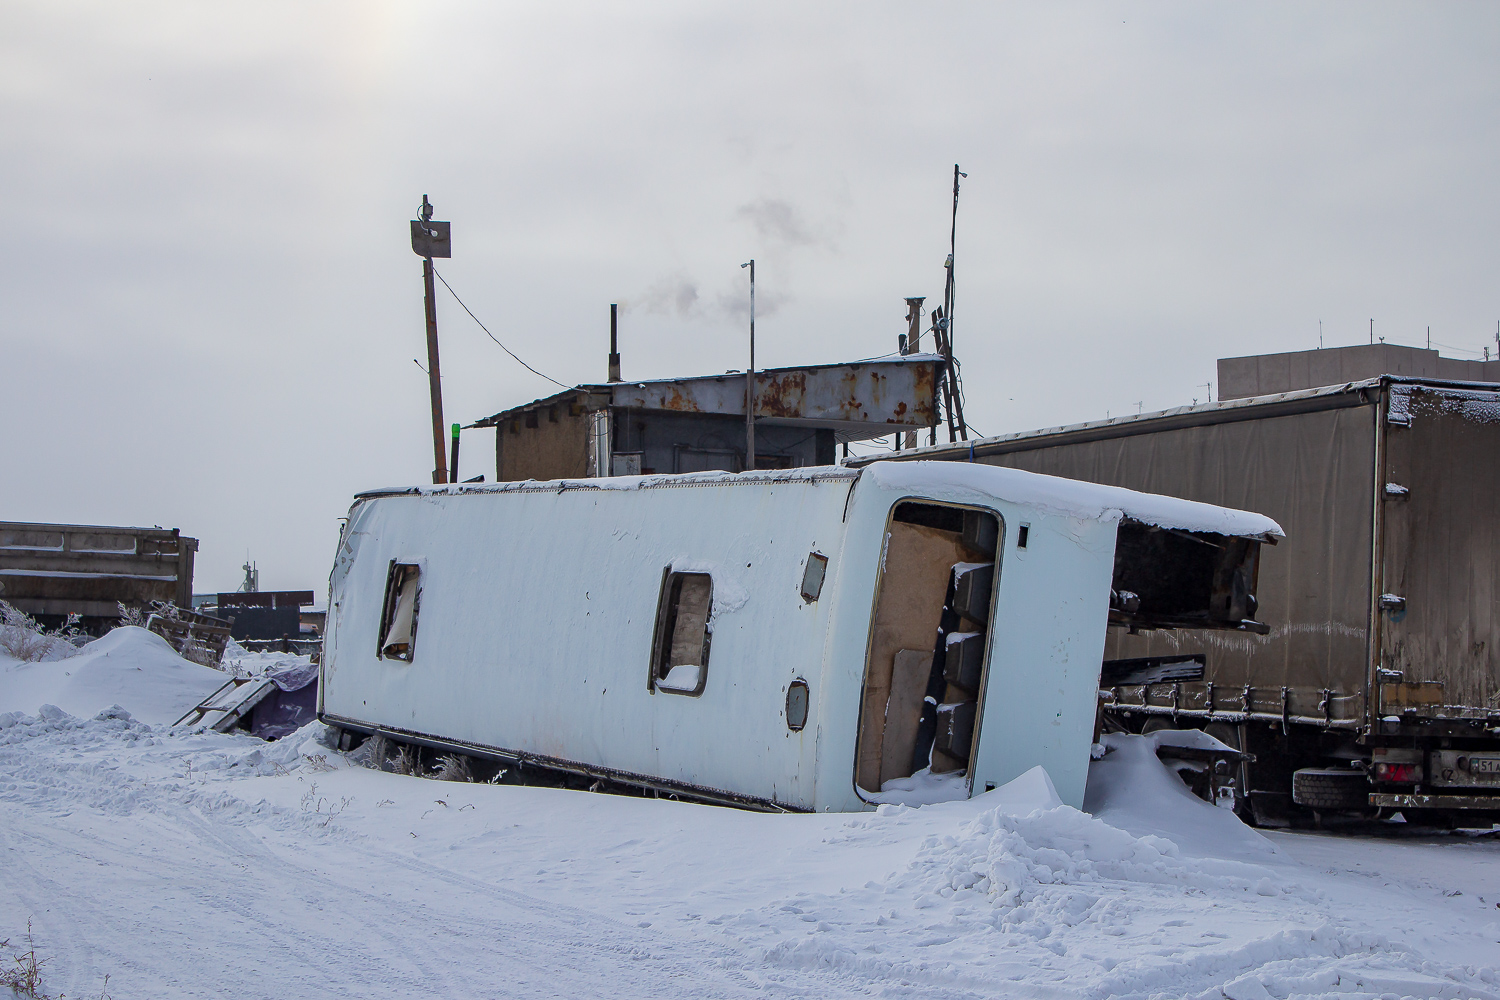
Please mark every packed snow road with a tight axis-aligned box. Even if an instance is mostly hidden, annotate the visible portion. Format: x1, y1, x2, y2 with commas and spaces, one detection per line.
2, 633, 1499, 998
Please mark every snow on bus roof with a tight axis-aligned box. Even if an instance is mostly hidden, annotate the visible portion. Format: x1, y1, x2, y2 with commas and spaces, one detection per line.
354, 466, 858, 501
865, 461, 1283, 540
357, 462, 1281, 540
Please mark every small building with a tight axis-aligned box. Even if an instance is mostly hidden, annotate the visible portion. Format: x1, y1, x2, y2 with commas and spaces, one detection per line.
470, 357, 942, 482
215, 591, 316, 641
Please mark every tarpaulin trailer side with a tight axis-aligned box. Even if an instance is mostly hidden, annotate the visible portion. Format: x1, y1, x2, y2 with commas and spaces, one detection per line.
861, 378, 1500, 822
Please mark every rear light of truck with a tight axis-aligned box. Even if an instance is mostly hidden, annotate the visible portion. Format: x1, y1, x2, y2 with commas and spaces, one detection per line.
1373, 762, 1419, 783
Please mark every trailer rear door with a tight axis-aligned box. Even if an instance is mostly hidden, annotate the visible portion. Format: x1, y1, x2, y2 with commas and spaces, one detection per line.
1378, 384, 1500, 720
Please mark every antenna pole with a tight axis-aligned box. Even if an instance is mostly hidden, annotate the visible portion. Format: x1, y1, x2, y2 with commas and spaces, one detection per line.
942, 165, 968, 442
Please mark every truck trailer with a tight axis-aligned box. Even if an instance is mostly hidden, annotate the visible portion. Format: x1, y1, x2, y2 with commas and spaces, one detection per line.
868, 377, 1500, 825
318, 461, 1276, 812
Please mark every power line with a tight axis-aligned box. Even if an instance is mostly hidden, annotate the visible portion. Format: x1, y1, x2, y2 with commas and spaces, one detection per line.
431, 268, 571, 390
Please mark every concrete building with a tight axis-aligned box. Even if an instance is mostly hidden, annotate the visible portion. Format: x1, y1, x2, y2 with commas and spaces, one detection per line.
471, 357, 942, 482
0, 522, 197, 633
1218, 343, 1499, 400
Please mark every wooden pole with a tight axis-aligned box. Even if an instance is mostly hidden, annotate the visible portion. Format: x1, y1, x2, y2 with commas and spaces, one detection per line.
423, 256, 448, 484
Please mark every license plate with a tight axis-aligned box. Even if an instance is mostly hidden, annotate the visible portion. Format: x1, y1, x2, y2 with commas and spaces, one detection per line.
1471, 757, 1500, 774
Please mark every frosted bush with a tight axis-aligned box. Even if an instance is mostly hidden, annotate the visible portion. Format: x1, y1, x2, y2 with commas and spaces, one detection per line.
432, 753, 474, 782
0, 601, 84, 662
115, 602, 149, 628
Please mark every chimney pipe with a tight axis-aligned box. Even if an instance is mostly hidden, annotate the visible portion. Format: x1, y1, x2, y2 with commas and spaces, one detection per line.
608, 303, 622, 382
902, 297, 925, 355
898, 297, 926, 452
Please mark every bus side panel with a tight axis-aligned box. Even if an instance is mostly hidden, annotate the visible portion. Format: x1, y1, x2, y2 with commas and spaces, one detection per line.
321, 481, 850, 809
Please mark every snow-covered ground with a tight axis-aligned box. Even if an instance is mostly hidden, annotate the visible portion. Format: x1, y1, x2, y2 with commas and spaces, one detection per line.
2, 629, 1498, 999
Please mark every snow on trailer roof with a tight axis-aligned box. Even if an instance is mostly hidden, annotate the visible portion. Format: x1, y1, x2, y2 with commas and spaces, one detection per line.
355, 462, 1282, 541
862, 375, 1500, 465
863, 461, 1283, 541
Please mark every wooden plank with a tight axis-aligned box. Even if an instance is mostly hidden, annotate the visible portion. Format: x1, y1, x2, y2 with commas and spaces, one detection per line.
881, 650, 932, 785
856, 521, 966, 791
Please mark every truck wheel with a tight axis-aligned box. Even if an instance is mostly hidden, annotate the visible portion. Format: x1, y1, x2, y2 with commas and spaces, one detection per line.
1292, 768, 1369, 811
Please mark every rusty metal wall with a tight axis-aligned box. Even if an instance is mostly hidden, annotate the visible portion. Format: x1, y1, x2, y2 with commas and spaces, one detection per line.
1379, 386, 1500, 716
938, 404, 1380, 725
606, 358, 938, 432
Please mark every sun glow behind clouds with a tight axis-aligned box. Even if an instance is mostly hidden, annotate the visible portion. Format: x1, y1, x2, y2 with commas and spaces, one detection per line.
2, 2, 1498, 590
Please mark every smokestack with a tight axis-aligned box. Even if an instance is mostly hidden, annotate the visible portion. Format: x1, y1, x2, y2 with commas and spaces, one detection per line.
898, 297, 926, 452
902, 297, 925, 355
608, 303, 622, 382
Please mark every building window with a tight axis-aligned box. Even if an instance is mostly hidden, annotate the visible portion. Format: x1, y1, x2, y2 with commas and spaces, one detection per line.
378, 562, 422, 661
650, 570, 713, 696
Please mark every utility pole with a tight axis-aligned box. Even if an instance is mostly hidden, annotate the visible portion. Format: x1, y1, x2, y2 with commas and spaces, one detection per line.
741, 259, 756, 471
411, 195, 452, 484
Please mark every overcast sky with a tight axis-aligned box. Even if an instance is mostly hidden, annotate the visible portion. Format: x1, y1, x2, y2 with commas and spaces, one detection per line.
3, 2, 1497, 596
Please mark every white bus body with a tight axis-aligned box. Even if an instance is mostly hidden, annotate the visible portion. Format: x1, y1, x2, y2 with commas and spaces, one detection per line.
319, 461, 1279, 812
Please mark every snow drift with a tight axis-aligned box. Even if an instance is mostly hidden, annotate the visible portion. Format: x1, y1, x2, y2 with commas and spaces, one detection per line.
0, 625, 227, 725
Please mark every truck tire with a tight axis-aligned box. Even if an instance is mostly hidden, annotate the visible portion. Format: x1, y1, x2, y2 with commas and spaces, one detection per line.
1292, 768, 1369, 811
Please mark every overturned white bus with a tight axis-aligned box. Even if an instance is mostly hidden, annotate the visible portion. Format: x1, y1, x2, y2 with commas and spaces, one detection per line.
318, 461, 1280, 812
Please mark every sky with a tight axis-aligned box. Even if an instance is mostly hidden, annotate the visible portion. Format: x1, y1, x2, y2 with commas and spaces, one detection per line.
2, 2, 1498, 596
